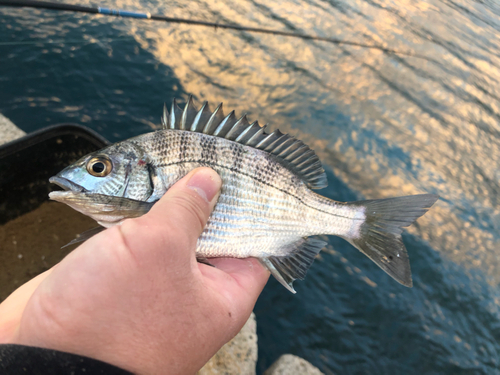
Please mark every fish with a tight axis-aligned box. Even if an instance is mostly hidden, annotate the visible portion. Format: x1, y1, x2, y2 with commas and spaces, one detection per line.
49, 97, 439, 293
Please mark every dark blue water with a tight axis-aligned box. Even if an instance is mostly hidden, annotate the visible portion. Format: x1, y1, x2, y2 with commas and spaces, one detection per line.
2, 1, 500, 373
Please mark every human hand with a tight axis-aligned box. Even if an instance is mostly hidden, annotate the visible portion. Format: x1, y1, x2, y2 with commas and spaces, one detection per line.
0, 167, 270, 374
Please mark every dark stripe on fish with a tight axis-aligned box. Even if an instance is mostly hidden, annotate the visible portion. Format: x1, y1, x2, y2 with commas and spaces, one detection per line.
231, 143, 244, 176
179, 131, 188, 163
201, 134, 217, 166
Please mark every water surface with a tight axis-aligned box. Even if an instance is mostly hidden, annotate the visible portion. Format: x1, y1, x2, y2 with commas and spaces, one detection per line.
1, 0, 500, 373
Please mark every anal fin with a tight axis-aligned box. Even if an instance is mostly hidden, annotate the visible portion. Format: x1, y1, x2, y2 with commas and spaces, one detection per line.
259, 238, 326, 293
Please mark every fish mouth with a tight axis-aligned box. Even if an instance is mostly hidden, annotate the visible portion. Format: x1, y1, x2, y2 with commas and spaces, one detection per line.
49, 176, 87, 193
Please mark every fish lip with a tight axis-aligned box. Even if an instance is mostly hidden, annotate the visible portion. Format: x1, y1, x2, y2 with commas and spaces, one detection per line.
49, 176, 87, 193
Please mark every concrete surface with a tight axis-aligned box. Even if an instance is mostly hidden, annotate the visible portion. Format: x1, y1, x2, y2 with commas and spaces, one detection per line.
0, 114, 25, 146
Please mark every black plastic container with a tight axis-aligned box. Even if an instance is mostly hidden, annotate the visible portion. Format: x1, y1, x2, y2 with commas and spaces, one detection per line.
0, 124, 109, 301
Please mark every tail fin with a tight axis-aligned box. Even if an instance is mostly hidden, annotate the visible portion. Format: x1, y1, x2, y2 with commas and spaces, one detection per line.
347, 194, 439, 287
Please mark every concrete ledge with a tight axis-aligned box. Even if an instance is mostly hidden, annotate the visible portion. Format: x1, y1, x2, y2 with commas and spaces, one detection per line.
264, 354, 324, 375
0, 113, 25, 146
199, 313, 258, 375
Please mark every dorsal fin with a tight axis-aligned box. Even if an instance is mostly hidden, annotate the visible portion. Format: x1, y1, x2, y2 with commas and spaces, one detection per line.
162, 96, 327, 189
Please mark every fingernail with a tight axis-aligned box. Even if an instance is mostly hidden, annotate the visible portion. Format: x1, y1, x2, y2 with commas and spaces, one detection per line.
187, 168, 222, 203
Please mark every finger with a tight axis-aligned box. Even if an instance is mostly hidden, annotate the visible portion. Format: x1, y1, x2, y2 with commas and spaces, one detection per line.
118, 167, 221, 263
0, 269, 52, 342
202, 258, 270, 312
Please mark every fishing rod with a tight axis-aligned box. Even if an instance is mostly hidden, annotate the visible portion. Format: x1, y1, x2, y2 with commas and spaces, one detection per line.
0, 0, 432, 60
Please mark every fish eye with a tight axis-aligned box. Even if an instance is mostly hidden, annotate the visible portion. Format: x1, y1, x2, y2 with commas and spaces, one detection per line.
86, 156, 113, 177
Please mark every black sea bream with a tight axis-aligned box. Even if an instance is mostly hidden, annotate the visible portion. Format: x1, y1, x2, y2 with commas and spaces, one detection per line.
49, 98, 439, 292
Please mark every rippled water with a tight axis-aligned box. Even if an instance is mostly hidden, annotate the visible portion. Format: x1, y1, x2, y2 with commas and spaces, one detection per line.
1, 0, 500, 373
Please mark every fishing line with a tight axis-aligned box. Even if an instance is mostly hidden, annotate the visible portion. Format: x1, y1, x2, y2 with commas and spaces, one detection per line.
0, 0, 432, 61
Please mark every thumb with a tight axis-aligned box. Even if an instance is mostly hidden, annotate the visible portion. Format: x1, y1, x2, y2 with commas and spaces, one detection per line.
118, 167, 222, 264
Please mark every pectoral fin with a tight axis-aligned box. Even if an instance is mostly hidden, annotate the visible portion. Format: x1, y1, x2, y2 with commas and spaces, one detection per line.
196, 257, 215, 267
62, 226, 106, 248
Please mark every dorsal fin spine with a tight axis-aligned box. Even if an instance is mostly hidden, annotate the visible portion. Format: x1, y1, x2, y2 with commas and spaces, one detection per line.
213, 111, 236, 137
191, 101, 208, 132
226, 115, 249, 140
244, 123, 263, 142
170, 100, 179, 129
181, 96, 194, 130
235, 122, 254, 142
246, 124, 268, 146
162, 103, 169, 129
198, 102, 213, 132
203, 103, 223, 134
254, 133, 275, 149
259, 132, 282, 150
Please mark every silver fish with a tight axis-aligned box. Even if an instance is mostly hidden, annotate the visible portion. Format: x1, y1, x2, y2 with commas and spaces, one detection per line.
49, 98, 439, 293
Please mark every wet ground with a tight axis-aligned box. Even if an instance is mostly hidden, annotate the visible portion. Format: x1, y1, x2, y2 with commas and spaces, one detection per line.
0, 201, 95, 301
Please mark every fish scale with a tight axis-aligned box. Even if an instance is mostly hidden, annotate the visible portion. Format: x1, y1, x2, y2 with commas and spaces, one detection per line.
135, 131, 325, 254
49, 98, 439, 293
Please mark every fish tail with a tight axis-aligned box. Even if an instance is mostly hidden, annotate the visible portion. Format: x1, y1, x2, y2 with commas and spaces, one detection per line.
344, 194, 439, 287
